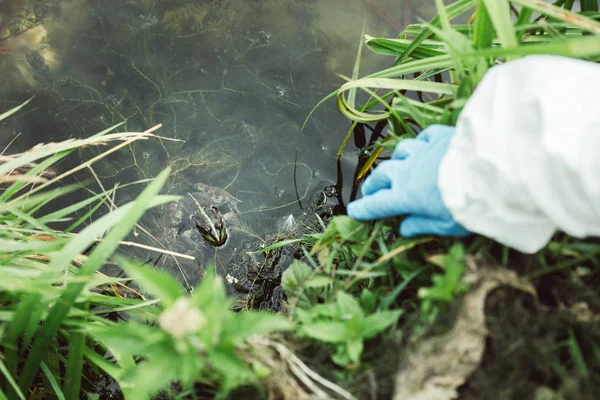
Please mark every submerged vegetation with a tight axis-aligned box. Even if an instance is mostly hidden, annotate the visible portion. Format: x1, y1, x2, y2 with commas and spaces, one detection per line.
1, 0, 600, 399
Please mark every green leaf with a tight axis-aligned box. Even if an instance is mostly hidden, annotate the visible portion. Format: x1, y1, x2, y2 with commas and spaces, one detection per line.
118, 258, 183, 307
192, 266, 228, 311
360, 310, 402, 339
419, 244, 466, 304
336, 292, 364, 319
302, 321, 349, 343
332, 345, 352, 367
124, 354, 180, 400
360, 289, 378, 314
208, 348, 254, 394
334, 216, 364, 240
86, 322, 169, 356
226, 312, 293, 340
281, 261, 320, 309
346, 339, 364, 365
304, 275, 332, 288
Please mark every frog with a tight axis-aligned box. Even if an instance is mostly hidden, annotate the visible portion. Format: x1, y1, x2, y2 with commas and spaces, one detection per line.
165, 182, 241, 248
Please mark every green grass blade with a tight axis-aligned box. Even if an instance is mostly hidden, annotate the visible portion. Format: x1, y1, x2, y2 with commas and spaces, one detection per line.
365, 37, 445, 58
338, 79, 454, 95
42, 339, 62, 400
83, 347, 123, 380
0, 151, 71, 203
463, 35, 600, 58
348, 22, 366, 109
516, 6, 535, 41
64, 329, 86, 399
0, 358, 24, 400
482, 0, 518, 49
397, 0, 476, 64
302, 90, 338, 130
3, 294, 42, 380
40, 362, 67, 400
38, 189, 113, 225
581, 0, 599, 12
65, 197, 108, 233
473, 0, 495, 49
17, 168, 173, 393
0, 98, 33, 123
511, 0, 600, 34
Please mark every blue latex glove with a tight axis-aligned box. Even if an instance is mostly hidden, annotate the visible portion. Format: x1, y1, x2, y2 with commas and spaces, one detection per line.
347, 125, 470, 237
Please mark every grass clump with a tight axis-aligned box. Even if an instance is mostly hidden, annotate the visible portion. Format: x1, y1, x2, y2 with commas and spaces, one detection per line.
298, 0, 600, 398
0, 102, 299, 400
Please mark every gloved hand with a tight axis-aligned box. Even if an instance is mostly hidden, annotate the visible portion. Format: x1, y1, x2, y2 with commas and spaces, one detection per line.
347, 125, 470, 237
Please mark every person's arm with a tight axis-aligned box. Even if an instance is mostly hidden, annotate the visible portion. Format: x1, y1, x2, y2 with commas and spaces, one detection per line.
438, 55, 600, 253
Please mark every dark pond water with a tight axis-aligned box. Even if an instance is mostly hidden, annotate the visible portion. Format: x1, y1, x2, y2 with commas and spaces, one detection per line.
0, 0, 434, 291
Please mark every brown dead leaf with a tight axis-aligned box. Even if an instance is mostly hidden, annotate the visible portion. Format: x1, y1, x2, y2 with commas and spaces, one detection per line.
393, 257, 536, 400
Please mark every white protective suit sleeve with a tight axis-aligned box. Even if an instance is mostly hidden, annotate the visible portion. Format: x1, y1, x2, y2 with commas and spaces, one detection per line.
438, 55, 600, 254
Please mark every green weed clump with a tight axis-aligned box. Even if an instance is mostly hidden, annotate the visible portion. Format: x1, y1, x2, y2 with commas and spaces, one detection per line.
0, 102, 295, 400
296, 0, 600, 397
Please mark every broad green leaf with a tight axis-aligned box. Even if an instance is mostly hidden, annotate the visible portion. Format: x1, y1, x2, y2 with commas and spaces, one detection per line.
360, 310, 402, 339
419, 244, 467, 308
86, 322, 168, 356
226, 312, 293, 340
302, 321, 349, 343
125, 354, 180, 400
281, 261, 311, 295
304, 275, 332, 288
346, 339, 364, 365
332, 345, 352, 367
332, 216, 365, 241
359, 289, 378, 314
118, 257, 183, 307
208, 347, 254, 394
192, 266, 227, 310
336, 292, 364, 319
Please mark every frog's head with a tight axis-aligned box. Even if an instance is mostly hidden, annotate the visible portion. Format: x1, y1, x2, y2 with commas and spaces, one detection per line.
192, 206, 228, 247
